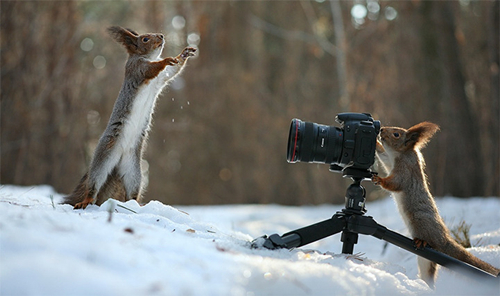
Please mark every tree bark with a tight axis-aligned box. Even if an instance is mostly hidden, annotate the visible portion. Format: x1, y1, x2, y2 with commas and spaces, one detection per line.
434, 1, 484, 196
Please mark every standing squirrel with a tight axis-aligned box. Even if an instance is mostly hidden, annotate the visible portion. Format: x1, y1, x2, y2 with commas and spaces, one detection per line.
372, 122, 500, 287
64, 26, 196, 209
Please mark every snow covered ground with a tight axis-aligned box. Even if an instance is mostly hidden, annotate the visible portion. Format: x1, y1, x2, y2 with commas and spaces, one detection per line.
1, 184, 499, 295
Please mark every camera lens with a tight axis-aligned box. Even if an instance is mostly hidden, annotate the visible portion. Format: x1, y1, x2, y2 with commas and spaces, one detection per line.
287, 118, 344, 164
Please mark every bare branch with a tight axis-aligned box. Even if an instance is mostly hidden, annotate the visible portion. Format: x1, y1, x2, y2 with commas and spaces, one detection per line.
299, 0, 337, 56
249, 13, 318, 45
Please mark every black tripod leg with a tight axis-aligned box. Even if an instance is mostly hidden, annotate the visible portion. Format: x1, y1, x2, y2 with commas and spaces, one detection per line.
254, 213, 346, 249
340, 230, 358, 254
346, 215, 499, 281
375, 225, 498, 281
282, 214, 346, 248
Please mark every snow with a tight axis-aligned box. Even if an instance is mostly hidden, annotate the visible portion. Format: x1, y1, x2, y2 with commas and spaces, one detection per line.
1, 185, 499, 296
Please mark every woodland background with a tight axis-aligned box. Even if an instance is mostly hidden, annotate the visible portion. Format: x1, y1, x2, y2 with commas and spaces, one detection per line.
1, 1, 499, 205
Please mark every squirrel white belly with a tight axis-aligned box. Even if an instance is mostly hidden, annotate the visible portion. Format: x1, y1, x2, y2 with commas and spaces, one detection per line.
64, 26, 196, 209
372, 122, 500, 287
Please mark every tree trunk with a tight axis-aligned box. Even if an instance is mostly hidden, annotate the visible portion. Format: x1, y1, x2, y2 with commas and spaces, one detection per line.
487, 1, 499, 196
434, 1, 484, 196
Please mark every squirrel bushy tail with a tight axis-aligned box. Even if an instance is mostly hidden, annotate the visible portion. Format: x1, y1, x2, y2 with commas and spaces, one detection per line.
439, 240, 500, 276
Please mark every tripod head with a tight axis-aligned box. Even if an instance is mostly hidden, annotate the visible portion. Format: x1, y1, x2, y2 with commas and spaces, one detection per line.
336, 166, 374, 180
343, 178, 367, 215
331, 165, 376, 215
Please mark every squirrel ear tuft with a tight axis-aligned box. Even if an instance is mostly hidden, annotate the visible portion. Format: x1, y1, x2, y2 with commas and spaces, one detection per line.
126, 28, 139, 36
405, 122, 440, 149
107, 26, 138, 54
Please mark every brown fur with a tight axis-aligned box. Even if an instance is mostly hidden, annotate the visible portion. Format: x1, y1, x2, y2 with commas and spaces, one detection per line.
373, 122, 500, 287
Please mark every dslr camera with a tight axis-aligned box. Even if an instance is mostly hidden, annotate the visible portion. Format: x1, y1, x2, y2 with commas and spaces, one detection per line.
287, 112, 381, 177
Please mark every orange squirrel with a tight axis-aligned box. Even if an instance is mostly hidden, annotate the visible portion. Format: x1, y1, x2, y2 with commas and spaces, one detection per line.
372, 122, 500, 287
64, 27, 196, 209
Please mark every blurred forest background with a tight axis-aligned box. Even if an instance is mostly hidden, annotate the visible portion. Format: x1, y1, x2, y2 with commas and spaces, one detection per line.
1, 1, 499, 205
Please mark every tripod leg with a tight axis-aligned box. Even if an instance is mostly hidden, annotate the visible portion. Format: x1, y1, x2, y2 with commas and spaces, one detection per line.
346, 215, 499, 281
253, 212, 346, 249
341, 230, 358, 254
374, 225, 498, 280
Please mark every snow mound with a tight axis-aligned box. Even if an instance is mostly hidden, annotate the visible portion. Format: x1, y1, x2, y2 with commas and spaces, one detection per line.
1, 185, 499, 295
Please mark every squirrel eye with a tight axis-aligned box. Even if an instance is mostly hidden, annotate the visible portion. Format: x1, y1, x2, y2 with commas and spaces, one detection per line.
393, 132, 400, 138
142, 37, 149, 42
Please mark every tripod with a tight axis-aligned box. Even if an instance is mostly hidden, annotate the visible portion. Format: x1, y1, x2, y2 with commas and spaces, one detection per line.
253, 168, 498, 282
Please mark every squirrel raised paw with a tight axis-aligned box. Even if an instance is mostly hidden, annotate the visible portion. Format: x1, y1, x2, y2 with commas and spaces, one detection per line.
64, 26, 196, 209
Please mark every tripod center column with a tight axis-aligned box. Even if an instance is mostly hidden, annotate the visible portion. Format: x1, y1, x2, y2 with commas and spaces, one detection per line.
344, 178, 366, 214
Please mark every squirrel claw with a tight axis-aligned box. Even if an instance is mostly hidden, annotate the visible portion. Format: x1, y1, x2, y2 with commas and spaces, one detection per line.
73, 202, 89, 210
371, 175, 382, 185
73, 196, 94, 210
413, 238, 429, 250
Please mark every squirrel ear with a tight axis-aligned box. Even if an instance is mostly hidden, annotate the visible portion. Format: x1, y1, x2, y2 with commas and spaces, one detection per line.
126, 28, 139, 36
107, 26, 138, 54
405, 122, 440, 149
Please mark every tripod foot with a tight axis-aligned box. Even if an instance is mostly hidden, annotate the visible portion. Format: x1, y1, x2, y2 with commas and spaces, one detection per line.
251, 234, 288, 250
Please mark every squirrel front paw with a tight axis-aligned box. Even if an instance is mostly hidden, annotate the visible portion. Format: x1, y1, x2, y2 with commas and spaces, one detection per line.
376, 140, 385, 153
371, 175, 382, 186
180, 47, 197, 60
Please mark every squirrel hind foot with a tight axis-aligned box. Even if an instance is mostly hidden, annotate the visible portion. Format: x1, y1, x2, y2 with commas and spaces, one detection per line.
413, 238, 430, 250
73, 196, 94, 210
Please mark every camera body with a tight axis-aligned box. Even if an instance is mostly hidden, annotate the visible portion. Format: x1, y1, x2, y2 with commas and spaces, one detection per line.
287, 112, 381, 175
